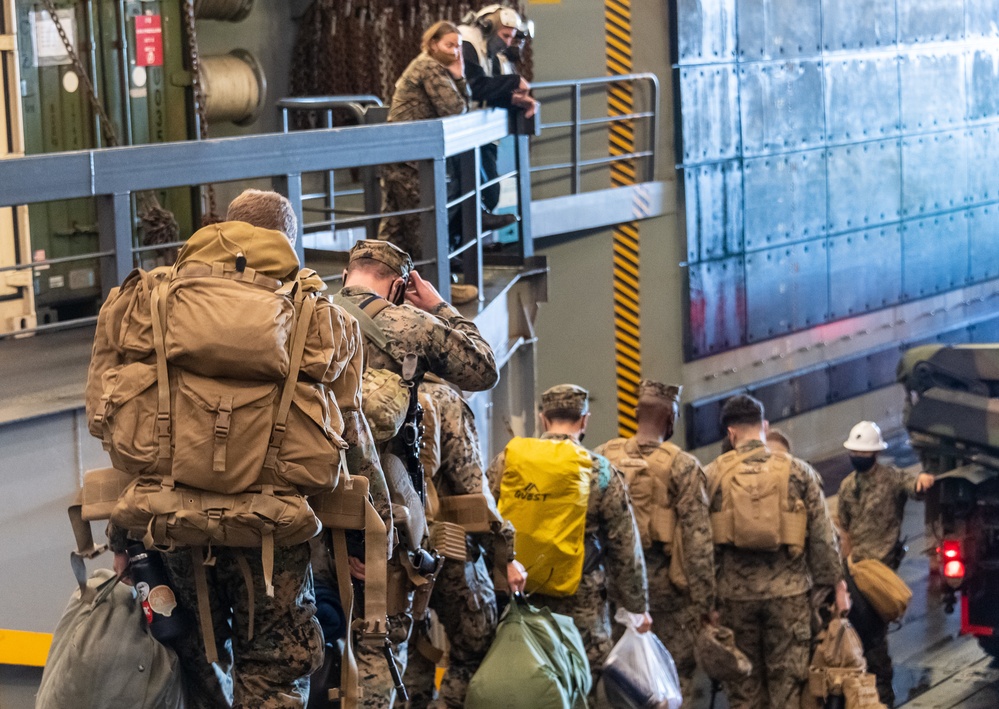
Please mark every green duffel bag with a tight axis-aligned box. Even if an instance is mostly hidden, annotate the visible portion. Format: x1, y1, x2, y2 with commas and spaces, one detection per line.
466, 596, 591, 709
36, 567, 184, 709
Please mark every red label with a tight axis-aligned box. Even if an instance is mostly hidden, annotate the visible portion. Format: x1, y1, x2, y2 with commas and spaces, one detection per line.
134, 15, 163, 67
141, 600, 153, 624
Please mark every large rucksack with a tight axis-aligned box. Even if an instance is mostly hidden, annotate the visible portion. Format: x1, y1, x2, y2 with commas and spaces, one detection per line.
599, 438, 679, 551
85, 222, 354, 588
498, 437, 592, 597
707, 447, 808, 554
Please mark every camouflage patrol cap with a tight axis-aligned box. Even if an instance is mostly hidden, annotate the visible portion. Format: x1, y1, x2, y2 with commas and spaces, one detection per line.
638, 380, 682, 405
540, 384, 589, 417
348, 239, 414, 278
695, 624, 753, 683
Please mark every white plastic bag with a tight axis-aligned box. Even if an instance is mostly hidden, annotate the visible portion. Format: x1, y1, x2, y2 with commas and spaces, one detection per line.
602, 609, 682, 709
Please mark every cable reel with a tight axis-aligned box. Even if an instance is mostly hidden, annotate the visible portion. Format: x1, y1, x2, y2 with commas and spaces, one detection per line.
200, 49, 266, 126
193, 0, 254, 22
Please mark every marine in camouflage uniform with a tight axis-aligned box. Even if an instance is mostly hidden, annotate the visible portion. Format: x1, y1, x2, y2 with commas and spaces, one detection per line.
595, 381, 715, 705
487, 385, 649, 687
837, 421, 934, 707
706, 395, 843, 709
378, 49, 469, 259
403, 379, 517, 708
338, 240, 499, 707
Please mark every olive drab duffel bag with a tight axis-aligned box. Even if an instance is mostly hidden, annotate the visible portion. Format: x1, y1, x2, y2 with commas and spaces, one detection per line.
85, 222, 355, 590
848, 556, 913, 623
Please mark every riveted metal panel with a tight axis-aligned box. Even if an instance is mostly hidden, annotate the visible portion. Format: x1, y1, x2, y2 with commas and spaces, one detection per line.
967, 0, 999, 39
743, 150, 826, 250
971, 316, 999, 343
739, 61, 825, 156
687, 257, 746, 357
967, 125, 999, 204
745, 240, 829, 342
829, 357, 871, 401
901, 215, 969, 300
684, 162, 744, 262
736, 0, 821, 61
968, 206, 999, 283
685, 398, 726, 449
680, 65, 741, 163
822, 0, 897, 51
867, 347, 903, 389
676, 0, 737, 64
901, 131, 968, 217
898, 0, 964, 44
828, 226, 902, 318
827, 140, 901, 233
792, 367, 832, 414
751, 377, 798, 420
899, 52, 966, 132
968, 49, 999, 121
824, 56, 900, 144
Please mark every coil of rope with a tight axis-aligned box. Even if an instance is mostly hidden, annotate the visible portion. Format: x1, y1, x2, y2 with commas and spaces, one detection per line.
200, 50, 266, 125
194, 0, 254, 22
40, 0, 179, 254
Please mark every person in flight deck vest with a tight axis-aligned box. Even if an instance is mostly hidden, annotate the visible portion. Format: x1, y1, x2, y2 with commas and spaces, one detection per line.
595, 380, 715, 704
487, 383, 651, 689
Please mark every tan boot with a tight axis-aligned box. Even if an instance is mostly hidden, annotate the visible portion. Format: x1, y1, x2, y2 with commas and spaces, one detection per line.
450, 283, 479, 305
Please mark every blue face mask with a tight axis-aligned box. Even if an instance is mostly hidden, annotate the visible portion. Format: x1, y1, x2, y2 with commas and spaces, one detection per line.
850, 455, 876, 473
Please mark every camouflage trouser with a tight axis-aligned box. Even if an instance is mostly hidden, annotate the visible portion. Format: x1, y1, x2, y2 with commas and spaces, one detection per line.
650, 581, 701, 706
378, 163, 423, 260
356, 611, 414, 709
163, 543, 323, 709
860, 618, 894, 706
419, 381, 486, 494
533, 569, 612, 689
401, 553, 498, 708
719, 593, 811, 709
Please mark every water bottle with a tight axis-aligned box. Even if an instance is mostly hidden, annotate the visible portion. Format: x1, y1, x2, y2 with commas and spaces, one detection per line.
126, 544, 186, 643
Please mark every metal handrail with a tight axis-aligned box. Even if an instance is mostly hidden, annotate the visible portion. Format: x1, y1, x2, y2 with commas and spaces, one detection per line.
529, 73, 660, 194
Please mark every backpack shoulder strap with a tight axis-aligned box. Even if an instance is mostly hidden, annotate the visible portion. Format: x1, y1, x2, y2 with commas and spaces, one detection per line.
333, 292, 391, 352
707, 447, 762, 504
648, 441, 681, 506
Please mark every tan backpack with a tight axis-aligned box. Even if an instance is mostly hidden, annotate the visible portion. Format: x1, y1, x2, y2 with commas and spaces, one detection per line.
85, 223, 353, 582
599, 438, 679, 552
708, 447, 807, 554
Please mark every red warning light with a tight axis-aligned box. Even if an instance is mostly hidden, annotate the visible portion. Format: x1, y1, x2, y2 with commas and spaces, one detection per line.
943, 559, 966, 580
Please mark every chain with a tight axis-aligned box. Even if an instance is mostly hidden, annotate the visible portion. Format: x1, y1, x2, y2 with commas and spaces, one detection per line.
182, 0, 220, 223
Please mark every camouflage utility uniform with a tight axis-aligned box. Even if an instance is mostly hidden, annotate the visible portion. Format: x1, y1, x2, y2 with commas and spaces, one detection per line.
488, 428, 649, 686
402, 380, 516, 708
339, 240, 499, 708
706, 440, 842, 709
378, 53, 469, 258
595, 436, 714, 704
838, 462, 923, 706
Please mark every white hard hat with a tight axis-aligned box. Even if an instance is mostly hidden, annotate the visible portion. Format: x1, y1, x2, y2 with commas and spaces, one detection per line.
843, 421, 888, 452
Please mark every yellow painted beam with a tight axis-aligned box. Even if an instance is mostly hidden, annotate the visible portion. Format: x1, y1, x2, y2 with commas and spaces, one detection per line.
0, 629, 52, 667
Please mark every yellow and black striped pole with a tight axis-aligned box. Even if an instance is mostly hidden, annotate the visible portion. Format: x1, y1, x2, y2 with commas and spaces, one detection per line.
606, 0, 641, 436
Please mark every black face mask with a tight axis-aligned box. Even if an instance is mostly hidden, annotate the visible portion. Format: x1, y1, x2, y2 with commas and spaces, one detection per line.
487, 34, 508, 58
502, 43, 522, 63
850, 455, 876, 473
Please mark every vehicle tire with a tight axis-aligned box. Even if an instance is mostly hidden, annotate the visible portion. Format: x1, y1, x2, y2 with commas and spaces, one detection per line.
977, 635, 999, 659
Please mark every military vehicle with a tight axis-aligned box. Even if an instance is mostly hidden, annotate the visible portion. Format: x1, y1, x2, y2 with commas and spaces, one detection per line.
898, 344, 999, 658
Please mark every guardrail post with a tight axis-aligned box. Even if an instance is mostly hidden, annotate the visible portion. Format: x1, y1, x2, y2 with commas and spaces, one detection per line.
273, 174, 305, 265
572, 83, 581, 195
458, 148, 482, 300
515, 134, 535, 258
418, 158, 451, 300
96, 192, 134, 295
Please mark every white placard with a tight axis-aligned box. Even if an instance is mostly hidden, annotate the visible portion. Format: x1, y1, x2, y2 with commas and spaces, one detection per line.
31, 10, 76, 67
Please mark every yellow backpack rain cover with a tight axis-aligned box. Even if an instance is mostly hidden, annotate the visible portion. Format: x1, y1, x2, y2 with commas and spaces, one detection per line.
499, 437, 591, 596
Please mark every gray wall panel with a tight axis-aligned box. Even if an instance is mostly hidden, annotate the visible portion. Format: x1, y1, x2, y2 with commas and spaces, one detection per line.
899, 52, 966, 132
828, 226, 902, 318
827, 140, 902, 232
967, 50, 999, 121
822, 0, 897, 51
736, 0, 821, 60
902, 215, 969, 299
898, 0, 964, 44
739, 61, 825, 156
968, 207, 999, 283
680, 65, 741, 162
824, 56, 900, 143
684, 162, 744, 261
743, 150, 826, 249
967, 124, 999, 203
901, 131, 968, 217
676, 0, 737, 63
966, 0, 999, 39
745, 241, 829, 341
687, 257, 746, 356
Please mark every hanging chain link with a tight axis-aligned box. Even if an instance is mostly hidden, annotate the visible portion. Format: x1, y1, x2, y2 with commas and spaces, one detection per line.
182, 0, 220, 223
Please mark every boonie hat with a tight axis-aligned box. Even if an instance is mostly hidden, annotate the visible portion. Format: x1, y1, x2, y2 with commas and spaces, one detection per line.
348, 239, 414, 278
